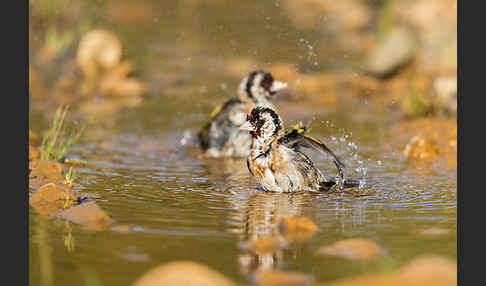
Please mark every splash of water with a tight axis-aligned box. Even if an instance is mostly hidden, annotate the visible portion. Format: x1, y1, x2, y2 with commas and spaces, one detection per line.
180, 130, 196, 146
355, 166, 368, 190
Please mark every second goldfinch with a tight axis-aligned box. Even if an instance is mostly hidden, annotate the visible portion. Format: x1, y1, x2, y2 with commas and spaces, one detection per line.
240, 106, 347, 193
198, 70, 288, 158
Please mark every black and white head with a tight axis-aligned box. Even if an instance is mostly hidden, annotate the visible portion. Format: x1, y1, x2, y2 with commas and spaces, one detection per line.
237, 70, 288, 103
239, 106, 284, 143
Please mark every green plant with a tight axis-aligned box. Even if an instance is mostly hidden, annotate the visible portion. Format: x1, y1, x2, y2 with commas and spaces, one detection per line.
40, 105, 85, 161
44, 25, 75, 56
65, 166, 75, 186
402, 89, 434, 118
63, 167, 75, 209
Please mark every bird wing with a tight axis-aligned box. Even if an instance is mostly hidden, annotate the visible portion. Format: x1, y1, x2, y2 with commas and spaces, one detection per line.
209, 103, 225, 119
278, 130, 345, 180
197, 98, 242, 150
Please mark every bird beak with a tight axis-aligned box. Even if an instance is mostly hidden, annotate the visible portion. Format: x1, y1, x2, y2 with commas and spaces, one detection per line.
268, 80, 288, 95
239, 121, 255, 131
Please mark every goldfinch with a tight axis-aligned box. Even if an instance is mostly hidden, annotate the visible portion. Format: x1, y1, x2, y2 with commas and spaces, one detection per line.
240, 106, 352, 193
198, 70, 289, 158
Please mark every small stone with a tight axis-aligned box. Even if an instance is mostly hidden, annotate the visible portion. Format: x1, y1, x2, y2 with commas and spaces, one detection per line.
324, 255, 456, 286
77, 29, 123, 80
30, 160, 64, 180
403, 135, 440, 161
318, 238, 385, 261
133, 261, 236, 286
30, 183, 77, 215
365, 27, 418, 77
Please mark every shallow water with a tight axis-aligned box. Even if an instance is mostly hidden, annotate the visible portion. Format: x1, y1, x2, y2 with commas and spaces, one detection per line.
29, 1, 456, 285
29, 99, 457, 285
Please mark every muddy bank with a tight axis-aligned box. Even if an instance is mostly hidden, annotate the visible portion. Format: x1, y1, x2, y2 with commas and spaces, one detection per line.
29, 127, 115, 232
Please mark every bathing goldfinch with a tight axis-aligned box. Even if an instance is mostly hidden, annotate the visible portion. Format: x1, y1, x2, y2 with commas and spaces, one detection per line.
240, 106, 349, 193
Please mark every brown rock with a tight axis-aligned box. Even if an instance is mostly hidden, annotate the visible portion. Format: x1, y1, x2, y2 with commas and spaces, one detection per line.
323, 255, 456, 286
77, 29, 123, 81
365, 27, 418, 77
394, 116, 456, 168
318, 238, 385, 261
252, 269, 314, 286
403, 135, 440, 161
29, 160, 65, 182
58, 202, 111, 230
29, 183, 77, 215
133, 261, 236, 286
278, 216, 318, 242
398, 255, 456, 284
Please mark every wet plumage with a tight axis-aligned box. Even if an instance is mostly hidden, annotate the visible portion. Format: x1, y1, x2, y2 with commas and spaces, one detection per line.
241, 106, 347, 193
198, 70, 288, 158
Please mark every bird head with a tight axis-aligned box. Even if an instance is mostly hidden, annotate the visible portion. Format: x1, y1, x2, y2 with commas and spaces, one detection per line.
237, 70, 288, 104
239, 106, 283, 141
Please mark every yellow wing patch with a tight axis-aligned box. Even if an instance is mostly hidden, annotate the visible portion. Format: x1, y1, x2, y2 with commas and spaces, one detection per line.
209, 103, 224, 119
304, 135, 323, 145
292, 124, 305, 134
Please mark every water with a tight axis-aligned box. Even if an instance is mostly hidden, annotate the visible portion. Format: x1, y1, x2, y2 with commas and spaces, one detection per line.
29, 1, 456, 285
29, 98, 456, 285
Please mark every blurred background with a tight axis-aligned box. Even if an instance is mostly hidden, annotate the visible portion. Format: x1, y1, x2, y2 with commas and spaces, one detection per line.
29, 0, 457, 120
29, 1, 457, 286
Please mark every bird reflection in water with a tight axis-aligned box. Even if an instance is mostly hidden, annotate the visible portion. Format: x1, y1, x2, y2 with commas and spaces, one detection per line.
226, 190, 318, 275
